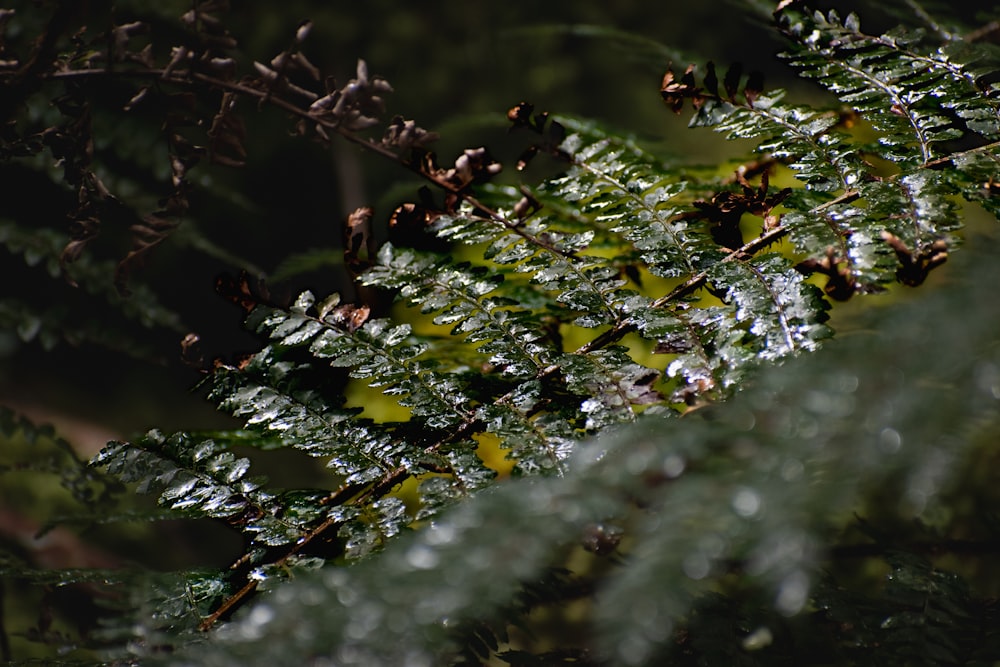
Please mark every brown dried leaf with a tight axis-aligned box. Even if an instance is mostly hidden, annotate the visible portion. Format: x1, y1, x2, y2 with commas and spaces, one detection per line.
344, 206, 375, 275
115, 212, 179, 294
795, 247, 859, 301
744, 70, 765, 107
207, 92, 247, 167
180, 333, 206, 370
295, 20, 313, 43
382, 116, 438, 151
513, 187, 542, 221
325, 303, 371, 332
216, 271, 271, 313
881, 231, 948, 286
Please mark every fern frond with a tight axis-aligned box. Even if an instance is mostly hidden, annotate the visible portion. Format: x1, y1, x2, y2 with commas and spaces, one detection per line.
950, 148, 1000, 216
432, 205, 618, 327
93, 431, 323, 547
172, 235, 1000, 667
697, 90, 868, 193
707, 253, 831, 359
361, 244, 558, 379
8, 4, 1000, 664
560, 346, 663, 430
675, 22, 988, 296
814, 552, 980, 666
0, 407, 121, 508
209, 352, 407, 485
292, 299, 475, 430
778, 8, 1000, 164
0, 220, 186, 355
547, 120, 710, 280
477, 397, 578, 476
205, 294, 503, 550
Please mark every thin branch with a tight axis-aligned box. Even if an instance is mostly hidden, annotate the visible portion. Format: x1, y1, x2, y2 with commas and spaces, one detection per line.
921, 140, 1000, 169
44, 67, 577, 260
199, 482, 363, 631
965, 20, 1000, 43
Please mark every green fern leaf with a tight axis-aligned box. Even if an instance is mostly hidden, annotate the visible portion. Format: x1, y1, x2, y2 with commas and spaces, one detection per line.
361, 244, 558, 378
94, 432, 338, 551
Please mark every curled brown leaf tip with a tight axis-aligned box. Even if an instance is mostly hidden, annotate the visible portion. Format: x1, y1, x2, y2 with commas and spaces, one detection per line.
881, 231, 948, 286
795, 246, 860, 301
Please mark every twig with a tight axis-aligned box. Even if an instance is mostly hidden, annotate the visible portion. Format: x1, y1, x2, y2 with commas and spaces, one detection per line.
198, 481, 363, 631
921, 140, 1000, 170
44, 67, 576, 259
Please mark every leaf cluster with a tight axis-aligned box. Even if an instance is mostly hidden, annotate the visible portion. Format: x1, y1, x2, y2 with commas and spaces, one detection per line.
0, 1, 999, 665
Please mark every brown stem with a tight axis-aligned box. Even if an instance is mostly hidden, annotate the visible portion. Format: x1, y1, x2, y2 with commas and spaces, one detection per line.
43, 67, 576, 259
198, 481, 365, 631
921, 140, 1000, 170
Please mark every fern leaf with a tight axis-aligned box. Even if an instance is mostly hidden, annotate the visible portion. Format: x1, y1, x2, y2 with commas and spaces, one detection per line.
478, 382, 577, 476
361, 244, 558, 378
168, 233, 1000, 667
697, 91, 868, 193
210, 354, 406, 485
707, 253, 832, 359
93, 431, 317, 547
951, 149, 1000, 217
560, 346, 663, 430
779, 9, 997, 164
633, 304, 748, 403
0, 220, 186, 356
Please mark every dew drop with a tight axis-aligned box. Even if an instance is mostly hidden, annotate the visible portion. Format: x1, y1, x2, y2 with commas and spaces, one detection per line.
618, 636, 652, 666
241, 604, 275, 640
836, 373, 859, 393
775, 570, 809, 615
682, 553, 711, 580
732, 488, 762, 518
626, 449, 653, 475
425, 522, 457, 546
406, 543, 440, 570
662, 454, 685, 479
879, 427, 902, 453
728, 407, 756, 431
336, 585, 358, 606
742, 626, 774, 651
975, 362, 1000, 399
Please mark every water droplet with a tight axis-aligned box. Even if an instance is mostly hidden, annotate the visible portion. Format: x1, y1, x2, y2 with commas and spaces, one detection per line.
661, 454, 685, 478
241, 604, 275, 640
626, 449, 654, 475
836, 373, 859, 393
775, 570, 809, 615
732, 488, 762, 518
299, 586, 323, 606
879, 427, 902, 453
729, 407, 756, 431
975, 362, 1000, 399
406, 543, 439, 570
683, 553, 710, 580
700, 533, 726, 558
618, 636, 652, 666
424, 522, 457, 546
742, 626, 774, 651
794, 416, 819, 439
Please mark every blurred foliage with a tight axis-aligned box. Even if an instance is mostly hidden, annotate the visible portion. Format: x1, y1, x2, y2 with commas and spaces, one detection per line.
1, 0, 1000, 665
